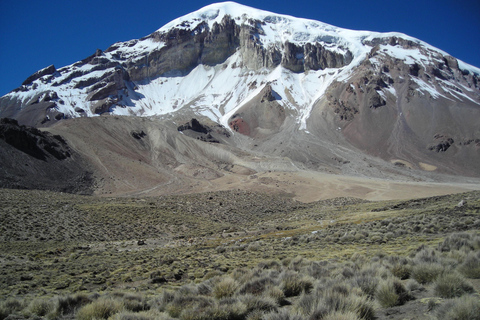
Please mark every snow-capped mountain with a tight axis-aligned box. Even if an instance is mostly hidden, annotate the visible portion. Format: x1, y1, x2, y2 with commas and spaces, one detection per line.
1, 1, 480, 188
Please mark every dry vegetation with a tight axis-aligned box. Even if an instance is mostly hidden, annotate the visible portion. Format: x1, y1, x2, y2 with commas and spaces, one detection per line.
1, 188, 479, 320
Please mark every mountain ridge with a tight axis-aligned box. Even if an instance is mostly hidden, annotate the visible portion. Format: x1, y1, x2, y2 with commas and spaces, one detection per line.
0, 2, 479, 196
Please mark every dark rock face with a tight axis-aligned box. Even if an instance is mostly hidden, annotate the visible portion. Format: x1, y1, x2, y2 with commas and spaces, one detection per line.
177, 118, 230, 143
0, 118, 93, 194
429, 135, 454, 152
0, 118, 70, 161
21, 65, 57, 86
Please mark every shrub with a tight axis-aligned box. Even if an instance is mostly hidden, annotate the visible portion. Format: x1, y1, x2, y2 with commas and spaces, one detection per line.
435, 295, 480, 320
122, 294, 148, 312
166, 295, 213, 318
239, 294, 277, 313
27, 298, 54, 317
238, 276, 275, 295
179, 298, 247, 320
350, 274, 378, 298
390, 263, 411, 280
438, 233, 475, 252
405, 279, 422, 292
414, 248, 439, 264
458, 252, 480, 279
150, 290, 174, 312
264, 285, 287, 306
76, 298, 123, 320
434, 272, 474, 298
0, 299, 25, 320
374, 277, 412, 307
280, 272, 313, 297
323, 310, 360, 320
245, 309, 265, 320
112, 310, 173, 320
411, 263, 444, 284
53, 293, 92, 316
375, 279, 398, 308
263, 309, 304, 320
213, 277, 238, 299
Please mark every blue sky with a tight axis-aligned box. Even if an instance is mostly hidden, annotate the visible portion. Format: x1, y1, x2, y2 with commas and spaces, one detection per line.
1, 0, 479, 96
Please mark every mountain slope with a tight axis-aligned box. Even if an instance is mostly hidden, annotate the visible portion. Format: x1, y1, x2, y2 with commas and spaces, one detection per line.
1, 1, 479, 190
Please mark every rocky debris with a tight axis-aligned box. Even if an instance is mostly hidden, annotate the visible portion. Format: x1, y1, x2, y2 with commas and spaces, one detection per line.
331, 98, 359, 121
131, 130, 147, 140
178, 118, 210, 134
229, 116, 250, 135
260, 84, 279, 102
0, 118, 94, 194
368, 91, 386, 109
429, 134, 454, 153
177, 118, 230, 143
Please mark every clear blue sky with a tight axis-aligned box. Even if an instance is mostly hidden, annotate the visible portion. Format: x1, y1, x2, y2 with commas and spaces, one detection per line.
1, 0, 479, 96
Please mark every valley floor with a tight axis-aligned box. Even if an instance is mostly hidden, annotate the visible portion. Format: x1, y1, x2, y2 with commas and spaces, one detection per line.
1, 188, 480, 319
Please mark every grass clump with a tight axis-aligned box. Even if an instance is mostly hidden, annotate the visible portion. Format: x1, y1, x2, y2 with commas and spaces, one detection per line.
0, 299, 25, 320
375, 278, 411, 308
435, 295, 480, 320
458, 252, 480, 278
433, 272, 474, 298
411, 263, 444, 284
375, 279, 399, 308
213, 277, 238, 299
280, 272, 313, 297
76, 298, 123, 320
27, 298, 54, 317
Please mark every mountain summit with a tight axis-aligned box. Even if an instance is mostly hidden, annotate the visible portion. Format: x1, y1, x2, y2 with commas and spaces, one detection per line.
1, 2, 479, 195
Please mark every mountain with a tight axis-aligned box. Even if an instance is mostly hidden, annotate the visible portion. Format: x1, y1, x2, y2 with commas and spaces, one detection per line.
1, 2, 479, 197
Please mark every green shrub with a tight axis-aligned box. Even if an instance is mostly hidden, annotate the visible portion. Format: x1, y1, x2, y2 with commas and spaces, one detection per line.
179, 298, 247, 320
438, 233, 475, 252
411, 263, 444, 284
280, 272, 313, 297
245, 309, 265, 320
350, 274, 378, 298
150, 290, 174, 312
262, 309, 304, 320
239, 294, 277, 313
405, 279, 422, 292
54, 294, 92, 316
434, 272, 474, 298
391, 263, 411, 280
238, 276, 275, 295
323, 311, 360, 320
264, 285, 287, 306
435, 295, 480, 320
121, 294, 148, 312
76, 298, 123, 320
213, 277, 238, 299
0, 299, 25, 320
112, 310, 173, 320
27, 298, 54, 317
375, 279, 398, 308
458, 252, 480, 278
166, 295, 213, 318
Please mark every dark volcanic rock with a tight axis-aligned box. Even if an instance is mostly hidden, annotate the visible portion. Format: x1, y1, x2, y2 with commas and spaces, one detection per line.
0, 118, 93, 194
178, 118, 229, 143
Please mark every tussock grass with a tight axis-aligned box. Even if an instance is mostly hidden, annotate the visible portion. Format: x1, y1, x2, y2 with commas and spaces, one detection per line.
1, 189, 480, 320
76, 298, 123, 320
435, 295, 480, 320
433, 272, 474, 298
